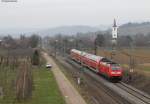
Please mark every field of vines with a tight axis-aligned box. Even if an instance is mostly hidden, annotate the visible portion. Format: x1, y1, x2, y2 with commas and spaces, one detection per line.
0, 48, 34, 103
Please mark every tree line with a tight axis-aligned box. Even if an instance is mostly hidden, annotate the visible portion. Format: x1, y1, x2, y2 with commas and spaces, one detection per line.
0, 34, 41, 49
46, 31, 150, 52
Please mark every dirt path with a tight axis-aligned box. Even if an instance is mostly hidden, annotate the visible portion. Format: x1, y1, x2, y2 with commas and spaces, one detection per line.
42, 52, 87, 104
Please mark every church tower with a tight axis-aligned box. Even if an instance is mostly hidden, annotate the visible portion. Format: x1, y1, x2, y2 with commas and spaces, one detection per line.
112, 19, 118, 39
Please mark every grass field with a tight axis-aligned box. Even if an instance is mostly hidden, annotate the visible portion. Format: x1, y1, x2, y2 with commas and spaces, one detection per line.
0, 66, 66, 104
16, 66, 66, 104
0, 67, 17, 104
96, 48, 150, 64
0, 48, 66, 104
138, 65, 150, 72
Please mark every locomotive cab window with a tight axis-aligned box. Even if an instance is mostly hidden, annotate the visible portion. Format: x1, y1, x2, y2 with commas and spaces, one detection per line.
101, 58, 111, 62
111, 64, 121, 70
111, 67, 120, 70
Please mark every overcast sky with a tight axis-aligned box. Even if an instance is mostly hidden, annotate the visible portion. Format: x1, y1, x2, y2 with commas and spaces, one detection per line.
0, 0, 150, 28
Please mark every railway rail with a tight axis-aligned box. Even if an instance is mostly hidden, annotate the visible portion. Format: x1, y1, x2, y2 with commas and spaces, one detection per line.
115, 82, 150, 104
60, 56, 150, 104
57, 56, 131, 104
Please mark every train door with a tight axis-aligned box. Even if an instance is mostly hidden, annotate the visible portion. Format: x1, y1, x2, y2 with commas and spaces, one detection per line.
98, 62, 102, 73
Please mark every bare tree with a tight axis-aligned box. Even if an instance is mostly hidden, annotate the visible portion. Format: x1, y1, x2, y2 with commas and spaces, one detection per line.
16, 60, 33, 101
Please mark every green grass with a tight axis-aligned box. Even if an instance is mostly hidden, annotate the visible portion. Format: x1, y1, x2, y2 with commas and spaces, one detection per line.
0, 66, 66, 104
16, 66, 66, 104
0, 67, 17, 104
140, 66, 150, 72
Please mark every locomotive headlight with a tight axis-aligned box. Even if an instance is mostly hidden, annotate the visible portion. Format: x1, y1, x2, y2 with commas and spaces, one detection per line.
111, 71, 121, 74
111, 72, 116, 74
117, 72, 121, 74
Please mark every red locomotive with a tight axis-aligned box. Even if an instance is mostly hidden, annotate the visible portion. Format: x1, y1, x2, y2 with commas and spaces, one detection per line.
70, 49, 123, 80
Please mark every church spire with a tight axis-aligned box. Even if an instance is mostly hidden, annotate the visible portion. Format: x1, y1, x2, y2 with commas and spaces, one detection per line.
113, 19, 117, 27
112, 19, 118, 39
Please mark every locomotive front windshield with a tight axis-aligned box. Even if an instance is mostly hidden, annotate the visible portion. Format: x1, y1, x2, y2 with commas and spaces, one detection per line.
111, 64, 121, 70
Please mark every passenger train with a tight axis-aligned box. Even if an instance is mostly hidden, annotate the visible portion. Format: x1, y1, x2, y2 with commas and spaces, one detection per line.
70, 49, 123, 80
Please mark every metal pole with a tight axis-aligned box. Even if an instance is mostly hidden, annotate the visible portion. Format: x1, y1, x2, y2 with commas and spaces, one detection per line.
94, 36, 97, 55
75, 39, 78, 49
129, 41, 134, 81
54, 40, 58, 58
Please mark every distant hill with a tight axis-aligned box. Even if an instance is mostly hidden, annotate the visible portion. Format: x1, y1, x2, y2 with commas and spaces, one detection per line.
118, 22, 150, 36
0, 22, 150, 37
37, 25, 101, 36
38, 22, 150, 37
0, 26, 104, 37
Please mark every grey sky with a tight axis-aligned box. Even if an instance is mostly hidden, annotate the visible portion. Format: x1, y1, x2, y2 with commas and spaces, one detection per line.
0, 0, 150, 28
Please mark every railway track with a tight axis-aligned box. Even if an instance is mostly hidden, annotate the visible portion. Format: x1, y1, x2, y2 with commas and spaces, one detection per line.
82, 65, 150, 104
57, 56, 131, 104
115, 82, 150, 104
85, 74, 129, 104
61, 56, 150, 104
54, 54, 150, 104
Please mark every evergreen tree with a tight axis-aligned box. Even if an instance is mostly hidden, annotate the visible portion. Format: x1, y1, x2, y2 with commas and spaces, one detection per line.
32, 50, 40, 65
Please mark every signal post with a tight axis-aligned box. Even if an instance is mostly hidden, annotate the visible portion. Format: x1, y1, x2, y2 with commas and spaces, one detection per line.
111, 19, 118, 60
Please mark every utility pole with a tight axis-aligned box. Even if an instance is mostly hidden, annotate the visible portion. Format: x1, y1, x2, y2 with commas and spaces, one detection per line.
62, 38, 67, 57
94, 35, 97, 55
54, 40, 58, 58
75, 38, 78, 49
63, 41, 65, 57
129, 41, 134, 81
78, 51, 84, 85
68, 39, 74, 54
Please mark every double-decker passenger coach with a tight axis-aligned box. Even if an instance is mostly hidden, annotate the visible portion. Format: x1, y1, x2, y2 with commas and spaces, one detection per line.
70, 49, 123, 80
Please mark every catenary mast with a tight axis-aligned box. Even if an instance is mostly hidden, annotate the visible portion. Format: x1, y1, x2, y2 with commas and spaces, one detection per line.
112, 19, 118, 48
111, 19, 118, 59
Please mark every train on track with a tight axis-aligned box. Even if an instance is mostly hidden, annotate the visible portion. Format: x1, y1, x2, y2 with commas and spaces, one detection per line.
70, 49, 123, 80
